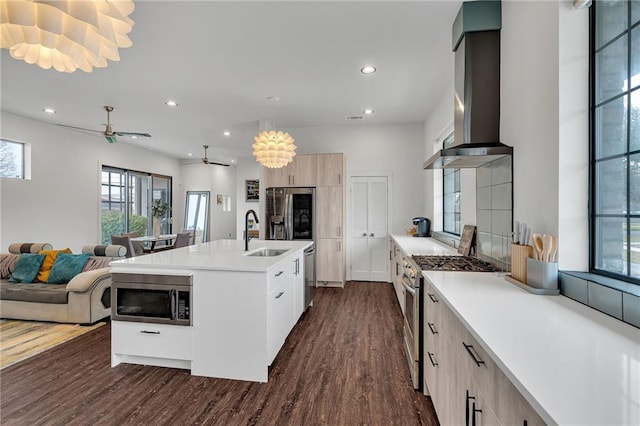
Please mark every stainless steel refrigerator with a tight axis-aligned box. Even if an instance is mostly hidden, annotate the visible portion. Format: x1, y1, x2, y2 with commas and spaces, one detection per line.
265, 187, 316, 305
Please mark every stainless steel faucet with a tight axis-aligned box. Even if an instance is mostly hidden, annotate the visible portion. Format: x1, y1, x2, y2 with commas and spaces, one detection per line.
245, 209, 260, 251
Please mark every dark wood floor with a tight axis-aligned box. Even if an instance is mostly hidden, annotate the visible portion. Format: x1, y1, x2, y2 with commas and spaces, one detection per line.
0, 282, 438, 425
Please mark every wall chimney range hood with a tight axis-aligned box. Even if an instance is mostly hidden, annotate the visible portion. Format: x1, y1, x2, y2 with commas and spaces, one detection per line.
424, 0, 512, 170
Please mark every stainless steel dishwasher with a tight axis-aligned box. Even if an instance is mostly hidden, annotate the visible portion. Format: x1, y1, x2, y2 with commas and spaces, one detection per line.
304, 245, 315, 309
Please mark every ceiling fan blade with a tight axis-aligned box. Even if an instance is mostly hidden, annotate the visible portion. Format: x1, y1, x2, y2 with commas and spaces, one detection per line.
205, 160, 230, 167
57, 123, 102, 133
115, 132, 151, 137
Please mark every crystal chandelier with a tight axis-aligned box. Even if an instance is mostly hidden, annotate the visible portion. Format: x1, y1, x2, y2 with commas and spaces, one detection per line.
252, 97, 296, 169
0, 0, 135, 73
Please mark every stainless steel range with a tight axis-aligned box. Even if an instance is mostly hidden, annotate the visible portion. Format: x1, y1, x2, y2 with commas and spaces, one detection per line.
402, 254, 499, 391
412, 255, 499, 272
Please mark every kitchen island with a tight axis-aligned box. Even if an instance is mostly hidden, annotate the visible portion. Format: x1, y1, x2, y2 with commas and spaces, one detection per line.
109, 239, 313, 383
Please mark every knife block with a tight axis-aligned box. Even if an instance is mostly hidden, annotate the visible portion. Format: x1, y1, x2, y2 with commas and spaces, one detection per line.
511, 244, 532, 283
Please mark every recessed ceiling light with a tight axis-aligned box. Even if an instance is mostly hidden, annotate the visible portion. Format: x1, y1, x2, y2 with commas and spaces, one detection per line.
223, 131, 231, 136
165, 100, 178, 107
361, 65, 376, 74
42, 107, 56, 114
187, 152, 193, 157
363, 109, 375, 115
231, 159, 236, 163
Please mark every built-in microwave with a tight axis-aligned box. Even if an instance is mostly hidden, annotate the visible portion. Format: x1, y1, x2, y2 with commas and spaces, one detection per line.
111, 273, 192, 326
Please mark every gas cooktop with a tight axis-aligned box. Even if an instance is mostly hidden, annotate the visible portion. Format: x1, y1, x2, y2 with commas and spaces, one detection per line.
411, 255, 499, 272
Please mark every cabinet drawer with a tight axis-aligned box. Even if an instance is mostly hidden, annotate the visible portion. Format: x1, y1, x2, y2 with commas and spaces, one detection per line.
268, 262, 288, 292
112, 321, 193, 360
268, 283, 294, 364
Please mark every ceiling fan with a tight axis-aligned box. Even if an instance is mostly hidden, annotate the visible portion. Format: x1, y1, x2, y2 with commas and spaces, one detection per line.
198, 145, 229, 167
58, 106, 151, 143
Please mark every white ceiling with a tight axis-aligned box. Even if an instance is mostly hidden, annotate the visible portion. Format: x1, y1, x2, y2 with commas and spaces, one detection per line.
0, 1, 461, 164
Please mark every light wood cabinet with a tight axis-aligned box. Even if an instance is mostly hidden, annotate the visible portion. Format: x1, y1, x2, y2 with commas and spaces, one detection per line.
263, 154, 317, 188
317, 186, 343, 238
316, 238, 344, 285
425, 279, 545, 426
316, 153, 344, 186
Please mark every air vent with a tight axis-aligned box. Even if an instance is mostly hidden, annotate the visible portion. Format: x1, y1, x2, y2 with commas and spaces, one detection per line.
346, 115, 363, 120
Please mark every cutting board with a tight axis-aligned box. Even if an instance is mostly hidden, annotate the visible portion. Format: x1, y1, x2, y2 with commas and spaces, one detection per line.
458, 225, 475, 256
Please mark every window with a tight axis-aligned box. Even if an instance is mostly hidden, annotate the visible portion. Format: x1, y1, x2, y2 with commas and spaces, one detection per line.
442, 132, 460, 235
0, 139, 24, 179
101, 166, 172, 244
591, 1, 640, 283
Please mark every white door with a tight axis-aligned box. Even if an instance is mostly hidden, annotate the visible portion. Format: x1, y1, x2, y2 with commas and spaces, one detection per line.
350, 176, 389, 282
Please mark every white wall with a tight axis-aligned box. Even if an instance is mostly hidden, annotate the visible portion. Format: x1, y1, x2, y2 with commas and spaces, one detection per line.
0, 111, 182, 252
279, 123, 426, 235
179, 162, 237, 241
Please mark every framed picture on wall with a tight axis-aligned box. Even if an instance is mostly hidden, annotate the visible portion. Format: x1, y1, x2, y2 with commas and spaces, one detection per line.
246, 179, 259, 202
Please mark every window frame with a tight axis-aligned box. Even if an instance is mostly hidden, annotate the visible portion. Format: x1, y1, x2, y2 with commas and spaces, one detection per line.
590, 0, 640, 285
442, 132, 460, 236
0, 139, 25, 179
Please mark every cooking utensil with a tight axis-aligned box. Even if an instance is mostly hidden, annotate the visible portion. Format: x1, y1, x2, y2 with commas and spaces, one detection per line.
514, 221, 520, 244
541, 234, 553, 262
532, 234, 543, 261
519, 222, 527, 246
523, 227, 531, 247
548, 235, 557, 263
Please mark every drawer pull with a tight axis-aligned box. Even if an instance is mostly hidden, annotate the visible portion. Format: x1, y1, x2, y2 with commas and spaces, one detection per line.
428, 293, 438, 303
275, 270, 284, 277
463, 342, 485, 367
275, 291, 285, 299
427, 322, 438, 335
472, 401, 482, 426
466, 390, 475, 426
427, 352, 438, 367
140, 330, 160, 335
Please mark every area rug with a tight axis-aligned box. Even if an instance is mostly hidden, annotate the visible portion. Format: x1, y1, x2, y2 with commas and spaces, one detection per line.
0, 319, 105, 369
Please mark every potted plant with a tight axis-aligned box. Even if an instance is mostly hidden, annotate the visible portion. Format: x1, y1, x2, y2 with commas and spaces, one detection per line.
151, 200, 168, 237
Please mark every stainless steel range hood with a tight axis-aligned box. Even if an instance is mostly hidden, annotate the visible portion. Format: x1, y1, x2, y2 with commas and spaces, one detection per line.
424, 1, 512, 170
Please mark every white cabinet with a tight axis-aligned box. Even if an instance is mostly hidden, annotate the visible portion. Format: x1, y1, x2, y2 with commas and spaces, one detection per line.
267, 270, 294, 364
316, 153, 343, 186
264, 154, 317, 187
111, 320, 193, 369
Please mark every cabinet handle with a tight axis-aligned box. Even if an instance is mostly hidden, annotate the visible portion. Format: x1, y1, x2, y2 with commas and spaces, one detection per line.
337, 226, 341, 237
427, 352, 438, 367
338, 241, 341, 251
338, 173, 341, 185
362, 232, 367, 237
472, 401, 482, 426
466, 390, 475, 426
275, 291, 285, 299
463, 342, 485, 367
427, 322, 438, 335
370, 233, 374, 237
275, 270, 284, 277
292, 175, 295, 185
140, 330, 160, 335
428, 293, 438, 303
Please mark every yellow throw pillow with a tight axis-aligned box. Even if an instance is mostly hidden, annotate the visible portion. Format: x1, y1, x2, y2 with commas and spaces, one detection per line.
36, 248, 72, 282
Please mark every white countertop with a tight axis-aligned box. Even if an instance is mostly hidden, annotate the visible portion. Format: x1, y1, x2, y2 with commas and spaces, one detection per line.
110, 239, 312, 272
391, 235, 458, 256
423, 270, 640, 426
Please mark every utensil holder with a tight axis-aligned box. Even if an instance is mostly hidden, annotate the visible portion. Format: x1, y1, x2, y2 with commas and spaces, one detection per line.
526, 258, 558, 290
511, 244, 532, 283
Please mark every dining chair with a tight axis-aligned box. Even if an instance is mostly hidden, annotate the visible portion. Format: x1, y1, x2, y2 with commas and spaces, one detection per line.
172, 232, 192, 249
122, 232, 145, 256
111, 235, 136, 258
180, 228, 197, 245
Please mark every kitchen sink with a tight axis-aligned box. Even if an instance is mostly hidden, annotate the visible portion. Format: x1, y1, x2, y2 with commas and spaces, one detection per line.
245, 248, 289, 257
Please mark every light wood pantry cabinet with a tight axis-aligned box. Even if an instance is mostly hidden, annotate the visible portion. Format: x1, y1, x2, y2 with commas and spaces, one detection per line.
316, 153, 344, 186
316, 186, 343, 238
263, 154, 317, 188
316, 238, 344, 286
423, 278, 545, 426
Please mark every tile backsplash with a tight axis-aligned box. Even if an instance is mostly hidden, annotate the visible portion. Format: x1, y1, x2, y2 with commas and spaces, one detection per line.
476, 156, 513, 269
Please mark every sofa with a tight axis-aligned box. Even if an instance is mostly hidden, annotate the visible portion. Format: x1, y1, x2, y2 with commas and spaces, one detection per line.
0, 242, 125, 325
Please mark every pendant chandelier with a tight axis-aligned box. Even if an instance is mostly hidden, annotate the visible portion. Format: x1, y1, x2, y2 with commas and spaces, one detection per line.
0, 0, 135, 73
252, 97, 297, 169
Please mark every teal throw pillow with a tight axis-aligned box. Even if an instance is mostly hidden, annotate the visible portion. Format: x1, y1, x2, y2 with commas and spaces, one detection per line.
9, 254, 46, 283
48, 253, 90, 284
